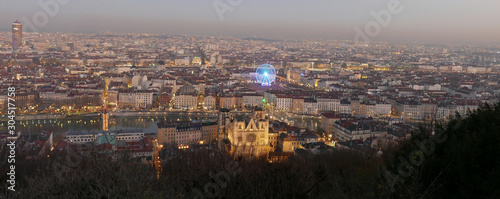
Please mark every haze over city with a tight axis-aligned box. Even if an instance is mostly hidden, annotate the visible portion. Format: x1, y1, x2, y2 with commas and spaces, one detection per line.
2, 1, 500, 198
2, 0, 500, 43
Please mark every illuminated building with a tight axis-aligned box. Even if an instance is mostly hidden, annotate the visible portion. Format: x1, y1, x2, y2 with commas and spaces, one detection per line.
197, 93, 205, 110
12, 20, 23, 50
102, 78, 109, 131
219, 110, 272, 157
157, 121, 217, 147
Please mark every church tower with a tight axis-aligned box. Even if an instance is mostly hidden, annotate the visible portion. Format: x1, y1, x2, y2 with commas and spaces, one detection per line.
102, 78, 109, 132
217, 108, 232, 150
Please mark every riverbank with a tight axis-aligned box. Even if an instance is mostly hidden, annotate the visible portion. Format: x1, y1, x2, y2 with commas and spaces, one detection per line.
0, 110, 218, 121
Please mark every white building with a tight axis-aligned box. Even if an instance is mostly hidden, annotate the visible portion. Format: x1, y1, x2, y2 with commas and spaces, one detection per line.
66, 132, 96, 144
175, 94, 198, 110
333, 121, 386, 142
366, 104, 377, 117
204, 95, 216, 110
116, 131, 145, 141
317, 97, 340, 112
118, 91, 154, 109
317, 79, 340, 91
275, 95, 293, 111
303, 98, 318, 115
376, 103, 392, 116
175, 126, 203, 145
339, 101, 351, 114
131, 75, 148, 90
402, 104, 423, 120
67, 130, 145, 145
243, 94, 263, 107
39, 90, 68, 101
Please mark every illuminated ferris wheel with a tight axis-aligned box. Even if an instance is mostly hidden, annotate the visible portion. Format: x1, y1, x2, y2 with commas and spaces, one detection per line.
255, 64, 276, 86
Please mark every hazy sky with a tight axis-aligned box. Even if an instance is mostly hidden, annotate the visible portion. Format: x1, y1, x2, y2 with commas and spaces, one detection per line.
1, 0, 500, 43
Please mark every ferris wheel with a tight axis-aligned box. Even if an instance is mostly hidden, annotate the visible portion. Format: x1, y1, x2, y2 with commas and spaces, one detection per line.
255, 64, 276, 86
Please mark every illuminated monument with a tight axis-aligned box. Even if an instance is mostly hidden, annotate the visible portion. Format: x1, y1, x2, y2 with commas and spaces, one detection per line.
12, 20, 22, 50
256, 64, 276, 86
102, 78, 109, 132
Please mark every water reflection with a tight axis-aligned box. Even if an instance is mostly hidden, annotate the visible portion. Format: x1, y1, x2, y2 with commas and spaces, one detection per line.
0, 114, 216, 137
292, 116, 321, 131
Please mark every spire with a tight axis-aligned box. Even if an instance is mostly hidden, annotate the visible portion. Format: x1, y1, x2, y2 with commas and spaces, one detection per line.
102, 77, 109, 132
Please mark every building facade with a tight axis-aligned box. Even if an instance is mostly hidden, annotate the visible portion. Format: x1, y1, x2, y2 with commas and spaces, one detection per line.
12, 20, 22, 50
220, 111, 272, 157
157, 121, 217, 147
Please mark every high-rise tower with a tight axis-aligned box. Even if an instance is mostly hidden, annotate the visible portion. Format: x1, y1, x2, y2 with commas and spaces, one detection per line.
12, 20, 23, 50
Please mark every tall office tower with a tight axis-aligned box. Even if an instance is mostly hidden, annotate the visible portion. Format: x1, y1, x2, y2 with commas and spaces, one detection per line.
12, 20, 23, 50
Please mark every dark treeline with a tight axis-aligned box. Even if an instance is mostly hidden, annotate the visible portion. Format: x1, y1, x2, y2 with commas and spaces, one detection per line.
0, 102, 499, 199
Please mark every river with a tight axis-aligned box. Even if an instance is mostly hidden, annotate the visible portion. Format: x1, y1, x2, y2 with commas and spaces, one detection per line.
0, 113, 218, 138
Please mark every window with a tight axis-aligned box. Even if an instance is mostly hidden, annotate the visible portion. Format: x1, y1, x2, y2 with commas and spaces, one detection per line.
246, 134, 256, 143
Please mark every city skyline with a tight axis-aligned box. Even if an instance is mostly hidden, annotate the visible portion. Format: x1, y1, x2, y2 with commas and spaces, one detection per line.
2, 1, 500, 198
1, 0, 500, 44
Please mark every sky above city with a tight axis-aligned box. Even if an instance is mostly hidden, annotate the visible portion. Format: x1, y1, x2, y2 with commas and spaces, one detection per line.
1, 0, 500, 44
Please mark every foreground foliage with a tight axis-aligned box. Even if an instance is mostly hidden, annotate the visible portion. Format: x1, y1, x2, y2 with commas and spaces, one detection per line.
1, 102, 498, 199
